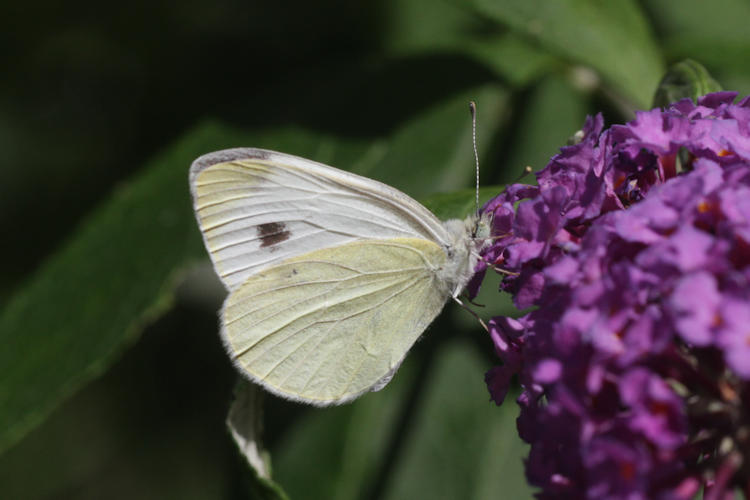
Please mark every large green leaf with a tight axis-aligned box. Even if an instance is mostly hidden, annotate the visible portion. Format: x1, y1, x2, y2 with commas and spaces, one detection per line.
0, 302, 258, 499
466, 34, 560, 88
501, 74, 590, 176
0, 131, 205, 455
0, 122, 354, 456
351, 83, 509, 198
271, 350, 418, 500
382, 0, 557, 87
0, 83, 509, 458
652, 59, 723, 108
382, 340, 531, 499
271, 338, 530, 500
642, 0, 750, 96
470, 0, 664, 109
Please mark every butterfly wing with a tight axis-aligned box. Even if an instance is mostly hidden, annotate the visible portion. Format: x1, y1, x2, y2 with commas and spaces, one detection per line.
221, 237, 450, 405
190, 148, 451, 290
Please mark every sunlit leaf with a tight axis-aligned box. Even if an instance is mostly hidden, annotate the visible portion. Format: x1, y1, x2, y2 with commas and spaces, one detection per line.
227, 382, 289, 500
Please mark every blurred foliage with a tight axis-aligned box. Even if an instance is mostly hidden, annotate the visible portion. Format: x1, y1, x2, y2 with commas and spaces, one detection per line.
1, 0, 748, 498
653, 59, 723, 108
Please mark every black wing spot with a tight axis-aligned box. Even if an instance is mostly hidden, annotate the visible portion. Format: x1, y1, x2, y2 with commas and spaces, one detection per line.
257, 222, 292, 249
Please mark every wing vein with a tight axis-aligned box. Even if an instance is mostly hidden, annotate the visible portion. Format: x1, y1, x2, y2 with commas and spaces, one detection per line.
296, 274, 429, 395
232, 271, 426, 361
228, 268, 425, 329
202, 204, 416, 236
211, 228, 327, 252
217, 230, 433, 279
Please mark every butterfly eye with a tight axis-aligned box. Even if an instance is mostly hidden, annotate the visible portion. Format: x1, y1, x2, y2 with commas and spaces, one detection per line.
470, 213, 492, 240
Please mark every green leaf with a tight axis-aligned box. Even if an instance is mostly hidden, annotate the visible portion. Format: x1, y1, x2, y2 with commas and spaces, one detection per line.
465, 34, 559, 88
227, 382, 289, 500
652, 59, 723, 108
272, 339, 531, 500
353, 83, 510, 199
381, 340, 532, 499
641, 0, 750, 97
470, 0, 664, 109
0, 83, 510, 457
0, 133, 203, 454
272, 355, 417, 500
421, 186, 504, 221
0, 301, 264, 500
382, 0, 557, 87
382, 0, 487, 55
0, 123, 373, 456
501, 74, 590, 177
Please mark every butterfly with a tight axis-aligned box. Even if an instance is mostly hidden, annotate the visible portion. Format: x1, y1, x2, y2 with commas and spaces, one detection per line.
190, 148, 491, 405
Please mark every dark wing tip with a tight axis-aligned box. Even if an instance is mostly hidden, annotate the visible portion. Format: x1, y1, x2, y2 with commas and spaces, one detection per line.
190, 148, 273, 179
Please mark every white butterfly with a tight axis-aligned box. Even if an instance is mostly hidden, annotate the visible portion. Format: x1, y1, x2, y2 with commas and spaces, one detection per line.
190, 148, 490, 405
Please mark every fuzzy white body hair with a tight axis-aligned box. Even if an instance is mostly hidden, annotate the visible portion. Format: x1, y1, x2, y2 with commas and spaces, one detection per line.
438, 214, 491, 298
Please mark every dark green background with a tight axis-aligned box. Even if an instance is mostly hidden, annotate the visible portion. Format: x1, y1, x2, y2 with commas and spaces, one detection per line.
2, 1, 749, 498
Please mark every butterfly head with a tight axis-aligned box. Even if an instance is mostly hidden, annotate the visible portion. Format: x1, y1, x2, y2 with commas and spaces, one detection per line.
439, 211, 494, 297
471, 210, 493, 242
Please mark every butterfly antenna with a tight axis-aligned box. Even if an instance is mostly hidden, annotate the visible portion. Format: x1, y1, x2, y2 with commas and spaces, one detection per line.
470, 101, 480, 214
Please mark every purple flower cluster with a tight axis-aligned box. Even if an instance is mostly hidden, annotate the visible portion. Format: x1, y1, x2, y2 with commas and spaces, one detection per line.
475, 92, 750, 499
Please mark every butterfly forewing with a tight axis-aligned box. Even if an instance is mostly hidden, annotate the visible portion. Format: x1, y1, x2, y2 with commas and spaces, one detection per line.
221, 238, 449, 405
190, 148, 451, 290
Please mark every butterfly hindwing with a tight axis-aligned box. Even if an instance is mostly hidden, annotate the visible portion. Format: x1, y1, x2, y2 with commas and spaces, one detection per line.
221, 238, 449, 405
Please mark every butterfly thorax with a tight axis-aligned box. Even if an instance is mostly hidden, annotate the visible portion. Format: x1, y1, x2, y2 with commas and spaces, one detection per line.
438, 212, 492, 298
